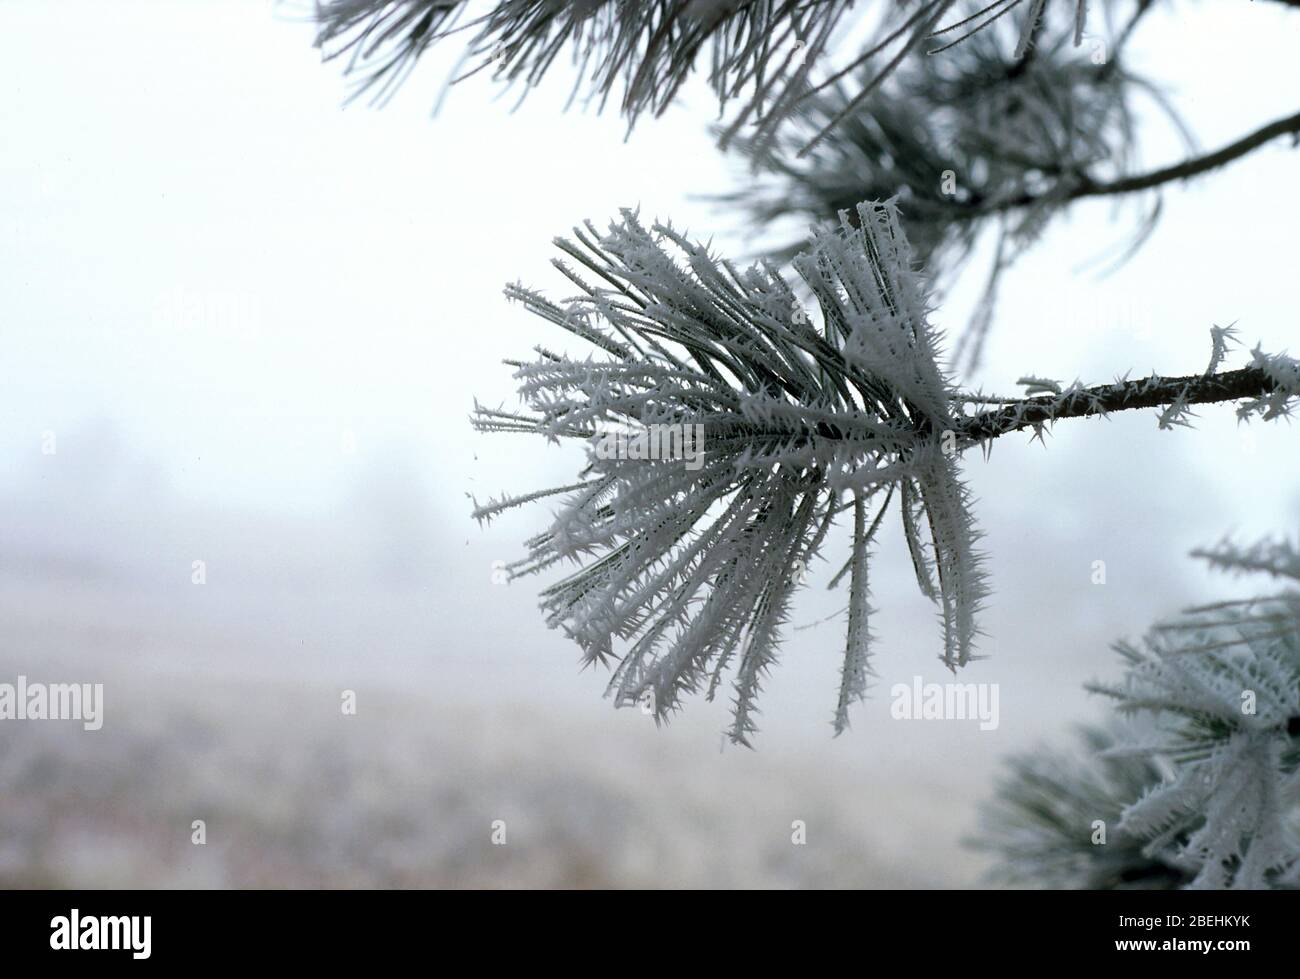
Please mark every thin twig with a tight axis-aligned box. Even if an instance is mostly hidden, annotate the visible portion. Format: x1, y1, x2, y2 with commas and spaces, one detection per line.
959, 366, 1277, 440
979, 108, 1300, 213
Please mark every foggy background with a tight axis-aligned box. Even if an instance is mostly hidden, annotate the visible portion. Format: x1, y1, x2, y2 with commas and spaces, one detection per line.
1, 0, 1297, 887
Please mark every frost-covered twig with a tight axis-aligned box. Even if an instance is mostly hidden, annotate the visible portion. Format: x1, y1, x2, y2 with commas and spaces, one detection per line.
474, 199, 989, 744
473, 199, 1296, 745
959, 360, 1296, 441
1087, 598, 1300, 888
975, 107, 1300, 214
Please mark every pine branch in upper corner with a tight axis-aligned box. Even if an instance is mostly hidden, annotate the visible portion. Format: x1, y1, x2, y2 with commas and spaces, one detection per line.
722, 0, 1152, 260
314, 0, 860, 139
311, 0, 1096, 152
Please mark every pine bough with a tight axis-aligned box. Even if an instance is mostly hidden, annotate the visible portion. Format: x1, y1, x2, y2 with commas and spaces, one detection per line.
976, 537, 1300, 889
472, 199, 1298, 746
313, 0, 1095, 153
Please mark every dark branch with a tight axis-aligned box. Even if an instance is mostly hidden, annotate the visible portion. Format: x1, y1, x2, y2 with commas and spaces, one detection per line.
959, 366, 1278, 440
984, 108, 1300, 213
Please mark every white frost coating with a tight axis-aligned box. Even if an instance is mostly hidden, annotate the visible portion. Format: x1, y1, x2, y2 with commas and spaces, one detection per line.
472, 200, 989, 744
1239, 345, 1300, 422
471, 199, 1289, 750
1088, 541, 1300, 889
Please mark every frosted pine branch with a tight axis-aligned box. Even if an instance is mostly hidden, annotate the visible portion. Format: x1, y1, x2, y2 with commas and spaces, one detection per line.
1088, 586, 1300, 889
980, 537, 1300, 890
474, 199, 989, 744
473, 197, 1296, 745
312, 0, 1098, 152
971, 724, 1190, 889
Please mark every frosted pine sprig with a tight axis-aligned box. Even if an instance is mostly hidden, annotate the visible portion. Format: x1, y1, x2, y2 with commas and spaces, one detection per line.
971, 724, 1190, 889
979, 537, 1300, 890
473, 200, 990, 744
474, 199, 1294, 745
1238, 344, 1300, 423
1086, 579, 1300, 889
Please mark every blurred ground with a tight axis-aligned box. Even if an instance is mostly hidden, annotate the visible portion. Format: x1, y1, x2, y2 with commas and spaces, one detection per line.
0, 599, 990, 889
0, 410, 1293, 889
